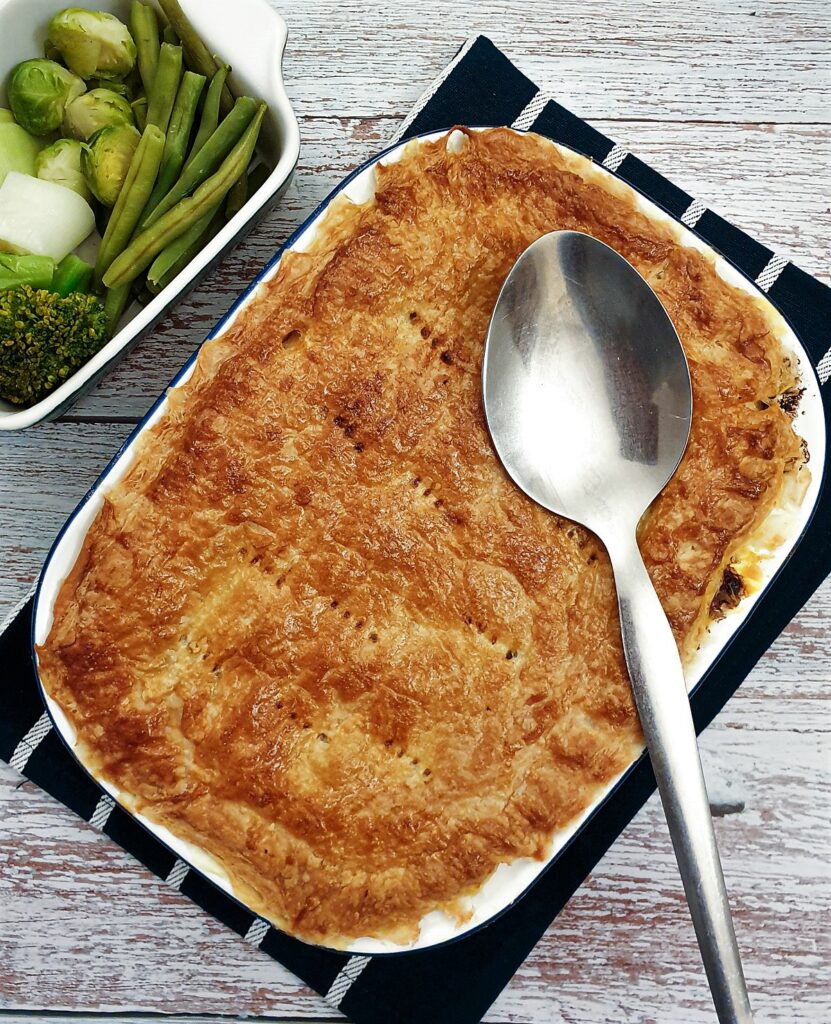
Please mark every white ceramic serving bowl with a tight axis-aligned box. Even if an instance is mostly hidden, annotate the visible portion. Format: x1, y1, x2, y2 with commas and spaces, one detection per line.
33, 128, 826, 955
0, 0, 300, 430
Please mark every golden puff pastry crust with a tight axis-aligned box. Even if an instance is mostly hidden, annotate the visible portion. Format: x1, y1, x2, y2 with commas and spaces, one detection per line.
38, 128, 805, 947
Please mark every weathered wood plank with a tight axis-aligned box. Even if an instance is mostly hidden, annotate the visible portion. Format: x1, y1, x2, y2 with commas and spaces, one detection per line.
48, 117, 830, 422
276, 0, 831, 123
0, 1018, 333, 1024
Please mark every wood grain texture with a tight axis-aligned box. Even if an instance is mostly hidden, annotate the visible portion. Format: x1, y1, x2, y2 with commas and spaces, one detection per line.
278, 0, 831, 123
0, 0, 829, 1020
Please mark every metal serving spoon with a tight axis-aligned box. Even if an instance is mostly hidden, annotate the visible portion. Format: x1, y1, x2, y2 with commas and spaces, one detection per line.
482, 230, 753, 1023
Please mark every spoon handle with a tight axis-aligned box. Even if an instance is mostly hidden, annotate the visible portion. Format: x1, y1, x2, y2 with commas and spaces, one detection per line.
608, 532, 754, 1024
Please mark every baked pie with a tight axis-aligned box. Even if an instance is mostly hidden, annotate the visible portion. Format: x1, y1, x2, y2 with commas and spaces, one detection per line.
38, 127, 807, 947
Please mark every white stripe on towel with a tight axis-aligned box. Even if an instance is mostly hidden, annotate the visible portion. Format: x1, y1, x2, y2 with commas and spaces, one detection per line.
9, 710, 52, 773
165, 858, 190, 890
680, 198, 706, 228
325, 955, 372, 1009
388, 36, 479, 144
601, 143, 628, 172
755, 253, 789, 292
816, 347, 831, 385
511, 89, 552, 130
244, 917, 270, 947
89, 793, 116, 831
0, 579, 38, 638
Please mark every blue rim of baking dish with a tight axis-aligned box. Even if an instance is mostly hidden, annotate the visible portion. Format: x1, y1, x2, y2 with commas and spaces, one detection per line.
29, 125, 828, 957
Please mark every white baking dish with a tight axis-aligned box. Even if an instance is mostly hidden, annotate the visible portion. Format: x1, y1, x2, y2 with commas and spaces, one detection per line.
0, 0, 299, 430
32, 128, 827, 954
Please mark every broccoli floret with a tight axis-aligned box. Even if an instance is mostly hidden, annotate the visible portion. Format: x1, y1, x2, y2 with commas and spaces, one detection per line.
0, 285, 108, 406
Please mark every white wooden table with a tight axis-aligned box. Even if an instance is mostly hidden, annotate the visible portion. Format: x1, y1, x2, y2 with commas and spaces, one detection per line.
1, 1, 829, 1021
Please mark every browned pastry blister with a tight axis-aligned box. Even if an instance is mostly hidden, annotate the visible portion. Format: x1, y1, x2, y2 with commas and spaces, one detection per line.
38, 128, 805, 947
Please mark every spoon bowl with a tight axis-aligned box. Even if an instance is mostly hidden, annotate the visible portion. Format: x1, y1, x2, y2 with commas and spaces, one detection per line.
483, 230, 753, 1024
483, 230, 692, 538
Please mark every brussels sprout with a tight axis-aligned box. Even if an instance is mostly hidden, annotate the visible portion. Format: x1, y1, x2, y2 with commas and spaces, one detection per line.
0, 109, 15, 124
88, 78, 132, 99
7, 59, 86, 136
35, 138, 92, 203
0, 121, 44, 186
81, 123, 140, 206
63, 87, 134, 140
48, 9, 137, 81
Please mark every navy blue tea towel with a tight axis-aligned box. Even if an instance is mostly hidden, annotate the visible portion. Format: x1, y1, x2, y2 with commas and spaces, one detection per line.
2, 35, 830, 1024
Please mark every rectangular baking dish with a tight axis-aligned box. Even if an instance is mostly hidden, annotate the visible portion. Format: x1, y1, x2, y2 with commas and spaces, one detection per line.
32, 128, 827, 955
0, 0, 300, 430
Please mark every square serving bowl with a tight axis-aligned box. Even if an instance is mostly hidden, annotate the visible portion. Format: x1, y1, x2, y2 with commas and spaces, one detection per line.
0, 0, 300, 430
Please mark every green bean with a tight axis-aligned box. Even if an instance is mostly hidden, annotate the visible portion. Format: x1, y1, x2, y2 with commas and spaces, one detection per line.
157, 0, 217, 75
156, 210, 224, 291
104, 104, 266, 289
132, 95, 148, 131
147, 202, 221, 289
141, 71, 205, 226
183, 64, 229, 172
142, 96, 258, 229
131, 1, 161, 95
157, 0, 234, 113
145, 42, 183, 133
104, 283, 131, 335
162, 24, 178, 46
224, 172, 248, 221
96, 124, 166, 286
247, 161, 271, 197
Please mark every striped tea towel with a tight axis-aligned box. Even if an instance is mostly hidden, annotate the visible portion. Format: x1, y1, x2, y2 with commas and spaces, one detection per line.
2, 35, 830, 1024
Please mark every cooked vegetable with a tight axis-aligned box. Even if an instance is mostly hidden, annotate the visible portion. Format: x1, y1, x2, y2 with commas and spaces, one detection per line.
142, 71, 204, 222
0, 284, 108, 405
0, 1, 271, 355
184, 64, 229, 172
104, 103, 265, 288
145, 42, 183, 132
82, 123, 141, 206
103, 280, 132, 333
63, 87, 134, 140
96, 123, 165, 284
247, 161, 270, 197
131, 1, 161, 94
147, 202, 220, 290
35, 138, 92, 202
87, 77, 132, 99
224, 172, 248, 221
0, 254, 55, 292
48, 8, 137, 81
131, 95, 148, 130
52, 253, 93, 295
157, 0, 233, 113
142, 95, 258, 229
0, 120, 44, 186
0, 171, 95, 261
7, 59, 86, 135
